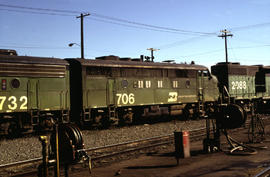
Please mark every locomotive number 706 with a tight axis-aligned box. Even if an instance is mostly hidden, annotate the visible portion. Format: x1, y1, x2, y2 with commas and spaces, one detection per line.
0, 96, 27, 111
116, 93, 135, 105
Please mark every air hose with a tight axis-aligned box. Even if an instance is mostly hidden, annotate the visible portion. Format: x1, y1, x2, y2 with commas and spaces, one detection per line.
223, 129, 258, 156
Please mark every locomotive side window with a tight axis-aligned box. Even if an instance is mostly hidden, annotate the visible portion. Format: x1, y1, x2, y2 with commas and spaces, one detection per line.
145, 81, 151, 88
172, 81, 179, 88
138, 80, 144, 88
157, 80, 163, 88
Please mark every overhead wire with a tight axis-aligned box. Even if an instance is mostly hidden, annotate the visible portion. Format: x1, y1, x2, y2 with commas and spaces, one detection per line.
229, 22, 270, 32
156, 35, 216, 50
0, 3, 81, 14
87, 17, 204, 35
163, 44, 270, 59
0, 3, 216, 36
1, 3, 269, 62
0, 8, 75, 16
90, 12, 216, 36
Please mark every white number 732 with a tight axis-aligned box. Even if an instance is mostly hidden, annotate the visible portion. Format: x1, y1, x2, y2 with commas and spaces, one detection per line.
0, 96, 27, 111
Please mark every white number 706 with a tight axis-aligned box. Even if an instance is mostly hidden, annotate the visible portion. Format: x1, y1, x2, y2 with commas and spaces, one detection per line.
116, 93, 135, 105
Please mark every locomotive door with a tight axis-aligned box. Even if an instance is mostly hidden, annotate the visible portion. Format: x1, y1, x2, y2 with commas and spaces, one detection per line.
107, 79, 115, 105
27, 79, 39, 109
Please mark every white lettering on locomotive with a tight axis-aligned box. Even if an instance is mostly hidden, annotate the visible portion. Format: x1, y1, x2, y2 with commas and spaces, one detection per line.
0, 96, 28, 110
231, 81, 247, 90
116, 93, 135, 105
168, 92, 178, 102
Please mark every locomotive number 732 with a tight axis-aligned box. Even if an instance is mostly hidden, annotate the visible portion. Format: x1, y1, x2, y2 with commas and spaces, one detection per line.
0, 96, 27, 111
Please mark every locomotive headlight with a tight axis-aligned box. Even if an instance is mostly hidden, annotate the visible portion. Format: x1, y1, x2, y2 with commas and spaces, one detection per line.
2, 79, 6, 90
11, 79, 20, 89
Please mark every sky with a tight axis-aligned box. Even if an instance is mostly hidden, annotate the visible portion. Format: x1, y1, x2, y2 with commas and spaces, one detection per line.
0, 0, 269, 69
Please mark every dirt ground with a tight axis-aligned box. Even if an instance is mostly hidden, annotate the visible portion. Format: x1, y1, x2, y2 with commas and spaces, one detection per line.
69, 124, 270, 177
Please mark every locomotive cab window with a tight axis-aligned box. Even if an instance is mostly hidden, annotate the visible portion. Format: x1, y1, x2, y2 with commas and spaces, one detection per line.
203, 70, 209, 77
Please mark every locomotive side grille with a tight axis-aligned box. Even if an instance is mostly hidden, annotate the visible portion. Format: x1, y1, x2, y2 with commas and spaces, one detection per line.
0, 62, 67, 77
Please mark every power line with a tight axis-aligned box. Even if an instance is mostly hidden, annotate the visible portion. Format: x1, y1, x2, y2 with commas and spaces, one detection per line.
0, 3, 81, 14
155, 34, 216, 50
90, 13, 216, 36
87, 17, 199, 35
229, 22, 270, 31
0, 7, 209, 35
166, 44, 270, 58
0, 8, 75, 16
0, 3, 215, 36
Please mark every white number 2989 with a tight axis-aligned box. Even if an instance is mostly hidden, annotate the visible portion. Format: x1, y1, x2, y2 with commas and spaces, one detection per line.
231, 81, 247, 90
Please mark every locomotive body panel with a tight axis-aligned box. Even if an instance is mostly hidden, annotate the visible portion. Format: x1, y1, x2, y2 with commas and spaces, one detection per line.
211, 62, 259, 100
0, 55, 70, 113
0, 54, 70, 134
67, 57, 218, 124
70, 58, 211, 107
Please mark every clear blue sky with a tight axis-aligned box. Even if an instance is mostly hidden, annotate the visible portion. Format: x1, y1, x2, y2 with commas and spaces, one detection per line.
0, 0, 269, 68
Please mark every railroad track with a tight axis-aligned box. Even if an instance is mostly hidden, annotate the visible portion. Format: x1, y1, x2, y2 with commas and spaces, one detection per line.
254, 166, 270, 177
0, 127, 206, 176
1, 114, 269, 176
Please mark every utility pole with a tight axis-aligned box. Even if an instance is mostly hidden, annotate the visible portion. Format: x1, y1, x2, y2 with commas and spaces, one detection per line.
147, 48, 159, 62
76, 13, 90, 59
218, 29, 233, 63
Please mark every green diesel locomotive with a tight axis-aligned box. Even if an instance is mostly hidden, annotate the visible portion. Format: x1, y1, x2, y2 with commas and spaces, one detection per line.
2, 49, 268, 135
66, 56, 219, 126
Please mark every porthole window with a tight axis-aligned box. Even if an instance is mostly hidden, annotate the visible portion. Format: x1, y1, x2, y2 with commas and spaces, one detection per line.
122, 80, 128, 88
11, 79, 20, 89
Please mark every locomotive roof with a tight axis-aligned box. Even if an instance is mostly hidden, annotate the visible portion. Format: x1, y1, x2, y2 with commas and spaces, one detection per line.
211, 62, 260, 76
0, 54, 68, 65
67, 58, 208, 70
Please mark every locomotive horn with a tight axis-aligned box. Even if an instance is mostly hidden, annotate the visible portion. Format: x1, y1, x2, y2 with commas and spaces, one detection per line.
218, 104, 247, 129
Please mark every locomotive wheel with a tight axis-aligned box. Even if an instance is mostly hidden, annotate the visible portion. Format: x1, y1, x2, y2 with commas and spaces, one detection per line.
219, 104, 247, 129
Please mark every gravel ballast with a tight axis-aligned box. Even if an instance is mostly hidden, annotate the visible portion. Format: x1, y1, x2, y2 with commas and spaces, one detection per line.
0, 120, 205, 165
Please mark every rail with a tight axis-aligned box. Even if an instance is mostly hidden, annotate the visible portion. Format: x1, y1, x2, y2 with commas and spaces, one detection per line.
0, 127, 206, 176
254, 166, 270, 177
